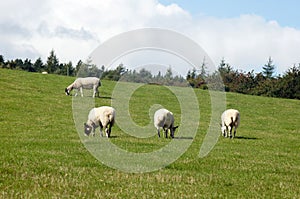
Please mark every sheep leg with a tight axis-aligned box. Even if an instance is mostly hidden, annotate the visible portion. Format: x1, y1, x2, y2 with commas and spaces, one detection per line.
99, 123, 103, 137
80, 87, 83, 97
99, 123, 104, 137
105, 128, 109, 137
229, 126, 233, 138
94, 87, 100, 98
92, 86, 96, 98
224, 126, 228, 138
233, 127, 236, 138
157, 128, 161, 137
221, 130, 225, 137
107, 124, 112, 138
103, 125, 109, 137
170, 129, 175, 138
164, 129, 168, 138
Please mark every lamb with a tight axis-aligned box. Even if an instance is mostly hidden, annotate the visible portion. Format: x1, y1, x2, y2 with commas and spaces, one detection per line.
221, 109, 240, 138
84, 106, 116, 138
154, 108, 178, 138
65, 77, 101, 98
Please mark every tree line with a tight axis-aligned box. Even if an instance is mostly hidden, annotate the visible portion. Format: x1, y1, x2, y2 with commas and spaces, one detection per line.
187, 57, 300, 99
1, 50, 299, 99
0, 50, 187, 86
0, 50, 75, 76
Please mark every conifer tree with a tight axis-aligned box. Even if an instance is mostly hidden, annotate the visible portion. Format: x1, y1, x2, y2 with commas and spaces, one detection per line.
262, 56, 275, 78
46, 49, 59, 73
34, 57, 44, 72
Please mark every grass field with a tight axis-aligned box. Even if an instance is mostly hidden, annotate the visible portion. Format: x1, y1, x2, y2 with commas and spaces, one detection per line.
0, 69, 300, 198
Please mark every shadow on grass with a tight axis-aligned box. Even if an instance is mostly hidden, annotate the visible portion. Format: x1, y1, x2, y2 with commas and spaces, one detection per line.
108, 135, 118, 139
66, 94, 113, 99
99, 96, 113, 99
173, 137, 194, 140
234, 136, 258, 140
87, 95, 113, 99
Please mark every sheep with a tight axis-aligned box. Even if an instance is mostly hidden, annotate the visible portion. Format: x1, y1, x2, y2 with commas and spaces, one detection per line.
221, 109, 240, 138
84, 106, 116, 138
65, 77, 101, 98
154, 108, 178, 138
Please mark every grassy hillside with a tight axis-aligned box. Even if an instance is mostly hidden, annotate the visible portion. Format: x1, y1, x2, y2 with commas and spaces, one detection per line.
0, 69, 299, 198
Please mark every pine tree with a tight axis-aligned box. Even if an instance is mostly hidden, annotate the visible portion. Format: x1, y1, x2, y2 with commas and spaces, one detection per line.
164, 67, 173, 85
63, 61, 74, 76
200, 56, 207, 78
0, 55, 4, 67
165, 67, 173, 79
262, 56, 275, 78
23, 59, 34, 72
218, 58, 232, 74
14, 59, 24, 70
76, 60, 83, 75
46, 49, 59, 73
191, 67, 197, 79
34, 57, 44, 72
186, 70, 191, 80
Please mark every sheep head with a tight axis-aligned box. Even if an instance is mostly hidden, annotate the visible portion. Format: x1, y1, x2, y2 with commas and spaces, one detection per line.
170, 126, 179, 138
84, 123, 93, 136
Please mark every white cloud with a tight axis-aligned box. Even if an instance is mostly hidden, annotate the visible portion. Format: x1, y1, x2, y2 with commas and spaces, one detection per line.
156, 3, 189, 16
0, 0, 299, 74
187, 14, 300, 74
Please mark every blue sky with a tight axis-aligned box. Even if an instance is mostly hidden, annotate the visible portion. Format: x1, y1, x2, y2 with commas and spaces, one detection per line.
1, 0, 300, 75
160, 0, 300, 29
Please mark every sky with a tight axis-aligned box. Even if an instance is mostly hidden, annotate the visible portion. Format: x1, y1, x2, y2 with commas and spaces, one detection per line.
160, 0, 300, 28
1, 0, 300, 75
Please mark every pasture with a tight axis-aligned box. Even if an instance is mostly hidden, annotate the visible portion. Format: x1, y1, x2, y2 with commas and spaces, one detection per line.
0, 69, 299, 198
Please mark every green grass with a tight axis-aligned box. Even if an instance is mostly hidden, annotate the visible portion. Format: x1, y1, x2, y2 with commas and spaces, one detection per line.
1, 69, 300, 198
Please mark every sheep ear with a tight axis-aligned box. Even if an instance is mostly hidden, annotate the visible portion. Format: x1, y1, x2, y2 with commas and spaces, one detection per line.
219, 123, 222, 127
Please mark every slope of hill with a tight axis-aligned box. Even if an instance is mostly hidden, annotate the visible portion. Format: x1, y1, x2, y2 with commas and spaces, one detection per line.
0, 69, 299, 198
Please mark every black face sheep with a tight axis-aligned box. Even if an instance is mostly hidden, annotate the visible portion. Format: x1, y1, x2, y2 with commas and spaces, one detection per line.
154, 108, 178, 138
65, 77, 101, 98
84, 106, 115, 138
221, 109, 240, 138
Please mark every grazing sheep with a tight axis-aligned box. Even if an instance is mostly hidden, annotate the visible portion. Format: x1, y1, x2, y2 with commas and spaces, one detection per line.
65, 77, 101, 98
84, 106, 115, 138
154, 108, 178, 138
221, 109, 240, 138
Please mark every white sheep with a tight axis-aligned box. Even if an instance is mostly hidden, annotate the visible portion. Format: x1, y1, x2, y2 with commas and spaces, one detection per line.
65, 77, 101, 98
154, 108, 178, 138
221, 109, 240, 138
84, 106, 116, 138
